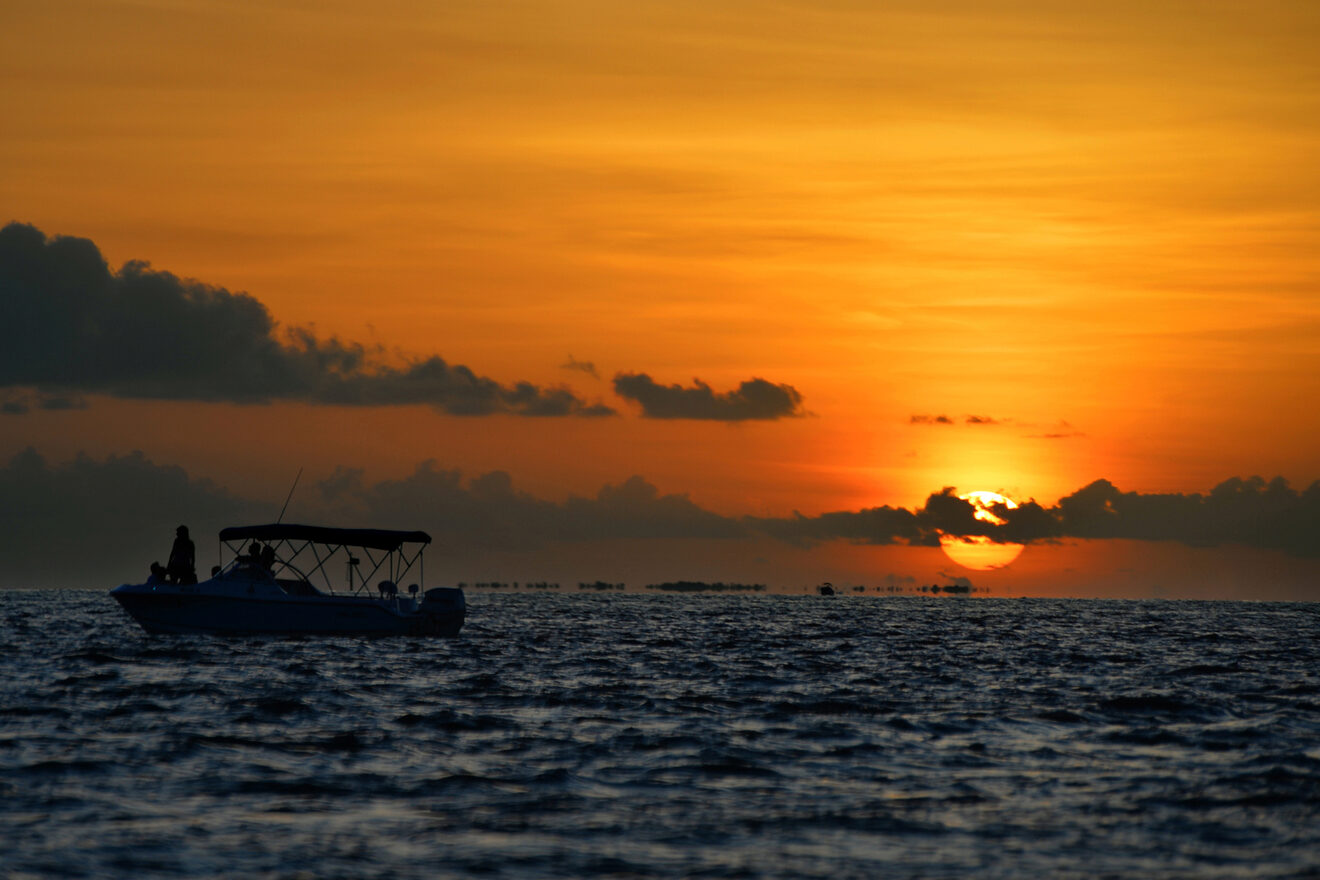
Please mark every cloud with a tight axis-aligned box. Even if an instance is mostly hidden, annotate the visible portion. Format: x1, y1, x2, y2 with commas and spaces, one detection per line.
316, 463, 745, 551
0, 450, 749, 585
747, 506, 921, 547
748, 477, 1320, 558
751, 487, 1048, 548
3, 447, 1316, 587
1026, 420, 1084, 439
0, 447, 259, 585
1053, 476, 1320, 556
1, 389, 89, 416
0, 222, 614, 416
613, 373, 804, 420
560, 355, 599, 378
911, 414, 1005, 426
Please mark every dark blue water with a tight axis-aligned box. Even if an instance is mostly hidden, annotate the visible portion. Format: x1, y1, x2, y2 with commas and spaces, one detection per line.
3, 591, 1320, 878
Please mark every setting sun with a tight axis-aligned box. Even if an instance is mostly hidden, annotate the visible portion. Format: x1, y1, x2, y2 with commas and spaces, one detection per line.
939, 491, 1025, 571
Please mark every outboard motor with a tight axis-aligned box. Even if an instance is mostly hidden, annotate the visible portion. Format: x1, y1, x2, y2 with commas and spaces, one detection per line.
419, 587, 466, 636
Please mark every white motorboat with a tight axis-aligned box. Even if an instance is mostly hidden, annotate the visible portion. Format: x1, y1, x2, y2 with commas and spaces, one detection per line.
111, 524, 465, 637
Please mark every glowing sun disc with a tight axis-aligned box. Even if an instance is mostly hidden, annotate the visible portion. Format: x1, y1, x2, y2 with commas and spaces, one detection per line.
939, 491, 1025, 570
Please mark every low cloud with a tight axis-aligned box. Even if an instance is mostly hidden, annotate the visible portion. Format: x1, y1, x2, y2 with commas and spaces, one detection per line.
614, 373, 804, 420
746, 506, 920, 547
751, 477, 1320, 558
0, 222, 614, 416
2, 448, 1316, 587
910, 414, 953, 425
1053, 476, 1320, 556
0, 450, 748, 585
1, 390, 89, 415
0, 447, 258, 585
316, 462, 746, 550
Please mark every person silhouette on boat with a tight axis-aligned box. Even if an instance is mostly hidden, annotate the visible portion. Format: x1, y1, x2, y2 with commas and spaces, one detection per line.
242, 541, 276, 573
146, 561, 167, 584
167, 525, 196, 584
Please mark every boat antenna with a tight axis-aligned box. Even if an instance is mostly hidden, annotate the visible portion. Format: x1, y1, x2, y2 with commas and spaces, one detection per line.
276, 467, 303, 524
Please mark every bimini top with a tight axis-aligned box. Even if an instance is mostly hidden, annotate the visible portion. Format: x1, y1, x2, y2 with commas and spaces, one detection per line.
218, 523, 431, 552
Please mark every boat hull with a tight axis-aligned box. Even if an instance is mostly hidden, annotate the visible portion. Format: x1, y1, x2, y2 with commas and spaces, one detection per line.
111, 582, 464, 637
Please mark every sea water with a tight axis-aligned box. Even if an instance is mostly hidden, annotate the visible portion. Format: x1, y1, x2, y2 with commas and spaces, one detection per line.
2, 590, 1319, 878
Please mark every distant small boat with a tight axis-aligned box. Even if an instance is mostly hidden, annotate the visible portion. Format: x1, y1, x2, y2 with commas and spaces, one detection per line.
817, 582, 835, 596
111, 524, 465, 637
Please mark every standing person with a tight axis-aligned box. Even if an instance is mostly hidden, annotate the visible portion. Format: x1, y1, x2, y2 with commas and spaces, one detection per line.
167, 525, 196, 584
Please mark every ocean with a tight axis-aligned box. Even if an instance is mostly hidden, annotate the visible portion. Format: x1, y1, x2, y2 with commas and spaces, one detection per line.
3, 590, 1319, 878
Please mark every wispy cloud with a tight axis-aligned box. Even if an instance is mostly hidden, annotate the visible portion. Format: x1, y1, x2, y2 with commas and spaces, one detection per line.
911, 414, 1006, 426
560, 355, 599, 379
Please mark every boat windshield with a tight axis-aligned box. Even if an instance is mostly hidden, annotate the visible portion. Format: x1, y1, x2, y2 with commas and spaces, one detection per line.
220, 557, 275, 580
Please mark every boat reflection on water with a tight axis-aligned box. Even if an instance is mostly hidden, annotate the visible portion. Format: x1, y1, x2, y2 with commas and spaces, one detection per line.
111, 524, 465, 637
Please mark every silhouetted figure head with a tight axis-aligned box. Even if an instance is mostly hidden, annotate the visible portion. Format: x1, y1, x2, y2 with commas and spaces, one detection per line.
176, 525, 189, 538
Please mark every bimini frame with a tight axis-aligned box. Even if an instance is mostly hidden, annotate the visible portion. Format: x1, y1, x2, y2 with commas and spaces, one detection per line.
217, 524, 430, 596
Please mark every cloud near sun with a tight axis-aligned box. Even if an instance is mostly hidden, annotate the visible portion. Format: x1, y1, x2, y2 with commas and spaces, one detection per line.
754, 479, 1320, 559
0, 223, 802, 421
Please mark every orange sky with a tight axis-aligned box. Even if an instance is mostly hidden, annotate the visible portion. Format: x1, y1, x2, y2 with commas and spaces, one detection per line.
2, 1, 1318, 594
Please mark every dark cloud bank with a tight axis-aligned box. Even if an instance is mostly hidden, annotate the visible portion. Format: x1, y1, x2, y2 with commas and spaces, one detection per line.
3, 448, 1316, 586
1, 222, 806, 421
0, 222, 613, 416
760, 478, 1320, 558
0, 448, 260, 585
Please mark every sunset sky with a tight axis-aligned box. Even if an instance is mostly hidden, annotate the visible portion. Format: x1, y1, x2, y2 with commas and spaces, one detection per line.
2, 1, 1317, 596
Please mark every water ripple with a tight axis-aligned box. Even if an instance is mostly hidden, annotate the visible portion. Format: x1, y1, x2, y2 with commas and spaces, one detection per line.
2, 591, 1319, 878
